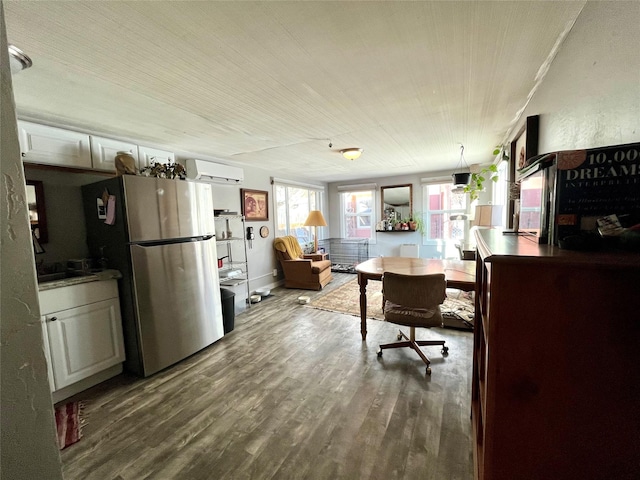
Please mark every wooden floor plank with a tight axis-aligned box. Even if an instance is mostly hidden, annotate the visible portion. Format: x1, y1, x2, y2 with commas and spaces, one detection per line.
60, 273, 473, 480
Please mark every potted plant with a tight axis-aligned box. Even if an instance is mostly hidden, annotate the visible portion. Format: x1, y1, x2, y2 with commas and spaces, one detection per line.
463, 144, 509, 202
452, 172, 471, 186
408, 213, 426, 234
463, 164, 499, 202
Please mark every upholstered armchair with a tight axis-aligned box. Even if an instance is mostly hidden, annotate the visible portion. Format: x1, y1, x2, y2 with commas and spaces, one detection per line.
273, 236, 333, 290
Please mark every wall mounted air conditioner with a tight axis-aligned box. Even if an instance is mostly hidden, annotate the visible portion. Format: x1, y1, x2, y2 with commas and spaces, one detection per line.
185, 159, 244, 184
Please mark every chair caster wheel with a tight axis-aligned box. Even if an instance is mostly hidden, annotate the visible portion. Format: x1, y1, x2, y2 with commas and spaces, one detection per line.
377, 348, 383, 357
442, 346, 449, 356
426, 367, 432, 376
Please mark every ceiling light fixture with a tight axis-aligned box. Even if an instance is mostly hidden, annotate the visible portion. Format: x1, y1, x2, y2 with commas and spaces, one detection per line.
452, 144, 471, 186
340, 148, 363, 160
8, 44, 33, 74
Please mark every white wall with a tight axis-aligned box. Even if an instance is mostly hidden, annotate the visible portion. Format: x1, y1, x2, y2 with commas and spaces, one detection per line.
518, 1, 639, 154
0, 5, 64, 478
210, 166, 329, 293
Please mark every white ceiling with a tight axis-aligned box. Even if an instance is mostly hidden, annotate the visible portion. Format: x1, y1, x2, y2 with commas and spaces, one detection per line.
5, 1, 586, 183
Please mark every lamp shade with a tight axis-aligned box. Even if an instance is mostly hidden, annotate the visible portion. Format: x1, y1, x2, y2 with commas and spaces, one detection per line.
473, 205, 503, 227
303, 210, 327, 253
340, 148, 363, 160
303, 210, 327, 227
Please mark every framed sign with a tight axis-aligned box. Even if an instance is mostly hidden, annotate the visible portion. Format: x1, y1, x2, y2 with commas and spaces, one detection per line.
241, 189, 269, 221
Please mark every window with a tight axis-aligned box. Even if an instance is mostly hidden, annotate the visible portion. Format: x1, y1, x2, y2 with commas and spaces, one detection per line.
274, 182, 324, 247
519, 173, 543, 229
492, 160, 509, 227
422, 182, 467, 258
340, 189, 375, 241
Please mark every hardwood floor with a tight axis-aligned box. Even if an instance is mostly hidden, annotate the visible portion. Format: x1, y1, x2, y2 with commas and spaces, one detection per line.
60, 273, 473, 480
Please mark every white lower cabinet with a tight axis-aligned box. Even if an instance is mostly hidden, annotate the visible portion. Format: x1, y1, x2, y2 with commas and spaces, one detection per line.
45, 298, 124, 389
40, 318, 56, 390
39, 280, 125, 400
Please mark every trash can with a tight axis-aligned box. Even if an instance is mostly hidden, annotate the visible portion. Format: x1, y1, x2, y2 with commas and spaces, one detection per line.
220, 288, 235, 334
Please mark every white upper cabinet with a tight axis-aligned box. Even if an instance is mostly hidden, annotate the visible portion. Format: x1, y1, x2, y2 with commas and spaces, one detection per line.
138, 146, 175, 169
18, 121, 92, 168
19, 120, 175, 173
90, 135, 139, 172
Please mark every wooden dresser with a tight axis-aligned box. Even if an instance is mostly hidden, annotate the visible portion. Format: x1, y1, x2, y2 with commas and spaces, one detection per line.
472, 229, 640, 480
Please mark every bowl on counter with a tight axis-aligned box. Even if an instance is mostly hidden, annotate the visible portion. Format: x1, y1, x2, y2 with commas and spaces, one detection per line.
255, 287, 271, 297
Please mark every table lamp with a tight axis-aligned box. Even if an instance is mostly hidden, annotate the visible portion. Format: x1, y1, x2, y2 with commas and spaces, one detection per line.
473, 205, 503, 227
303, 210, 327, 253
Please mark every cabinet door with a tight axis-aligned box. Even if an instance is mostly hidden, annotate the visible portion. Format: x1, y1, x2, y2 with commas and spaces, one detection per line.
18, 121, 92, 168
138, 146, 175, 169
46, 298, 125, 390
41, 316, 56, 392
90, 136, 139, 172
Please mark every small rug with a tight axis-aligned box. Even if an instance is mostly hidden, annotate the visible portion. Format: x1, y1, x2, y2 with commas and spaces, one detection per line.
55, 401, 85, 450
307, 278, 474, 331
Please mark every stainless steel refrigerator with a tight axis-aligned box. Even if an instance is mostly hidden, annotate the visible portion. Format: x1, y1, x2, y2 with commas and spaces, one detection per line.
82, 175, 223, 377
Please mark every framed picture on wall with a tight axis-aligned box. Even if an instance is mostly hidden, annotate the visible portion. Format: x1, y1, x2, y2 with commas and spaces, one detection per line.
510, 114, 540, 174
506, 115, 540, 227
241, 189, 269, 221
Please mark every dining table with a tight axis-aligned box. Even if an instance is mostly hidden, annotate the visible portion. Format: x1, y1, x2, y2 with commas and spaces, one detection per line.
355, 257, 476, 341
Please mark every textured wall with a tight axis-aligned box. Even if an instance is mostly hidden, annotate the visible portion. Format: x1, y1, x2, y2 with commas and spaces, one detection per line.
523, 1, 640, 152
0, 3, 63, 478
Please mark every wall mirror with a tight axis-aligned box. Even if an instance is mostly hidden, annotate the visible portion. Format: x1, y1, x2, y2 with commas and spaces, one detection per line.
381, 184, 412, 222
26, 180, 48, 243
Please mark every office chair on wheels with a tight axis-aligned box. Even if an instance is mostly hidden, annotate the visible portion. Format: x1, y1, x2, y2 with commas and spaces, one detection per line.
377, 272, 448, 375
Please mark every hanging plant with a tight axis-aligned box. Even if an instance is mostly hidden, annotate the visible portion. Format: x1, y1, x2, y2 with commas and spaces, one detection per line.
451, 145, 471, 186
461, 145, 508, 201
463, 164, 499, 202
492, 144, 510, 162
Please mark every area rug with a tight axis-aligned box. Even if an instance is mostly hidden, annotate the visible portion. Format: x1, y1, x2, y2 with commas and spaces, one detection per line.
55, 401, 85, 450
307, 278, 474, 331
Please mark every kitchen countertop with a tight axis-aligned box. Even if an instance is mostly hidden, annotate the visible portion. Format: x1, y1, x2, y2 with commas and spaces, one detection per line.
38, 269, 123, 291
